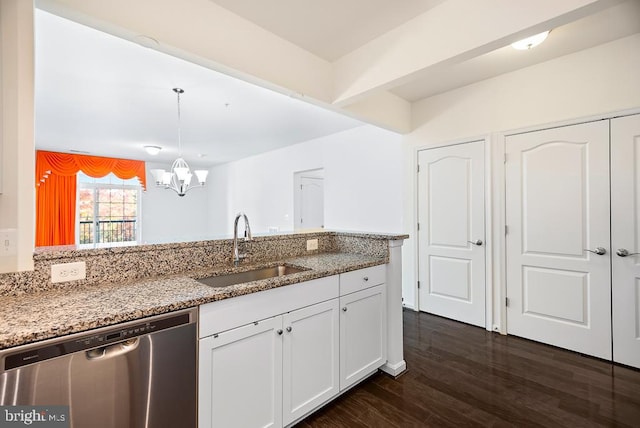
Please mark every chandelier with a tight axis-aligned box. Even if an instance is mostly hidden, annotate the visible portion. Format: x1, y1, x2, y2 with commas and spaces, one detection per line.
150, 88, 208, 196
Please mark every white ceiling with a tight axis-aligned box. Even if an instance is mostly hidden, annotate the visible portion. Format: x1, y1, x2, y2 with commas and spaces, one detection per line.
34, 10, 364, 167
34, 0, 640, 166
391, 0, 640, 101
211, 0, 639, 103
208, 0, 447, 61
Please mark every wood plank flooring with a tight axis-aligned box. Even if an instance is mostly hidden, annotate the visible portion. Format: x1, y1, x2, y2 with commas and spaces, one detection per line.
296, 310, 640, 427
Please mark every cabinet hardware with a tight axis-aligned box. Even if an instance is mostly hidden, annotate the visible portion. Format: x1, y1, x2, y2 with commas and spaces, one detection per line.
277, 329, 283, 335
584, 247, 606, 255
286, 326, 292, 332
363, 276, 369, 282
616, 248, 640, 257
342, 307, 347, 312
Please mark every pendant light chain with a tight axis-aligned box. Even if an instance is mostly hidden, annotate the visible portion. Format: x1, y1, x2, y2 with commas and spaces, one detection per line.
174, 87, 184, 157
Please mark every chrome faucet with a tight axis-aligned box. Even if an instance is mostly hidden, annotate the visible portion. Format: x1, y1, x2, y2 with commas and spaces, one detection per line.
233, 212, 253, 266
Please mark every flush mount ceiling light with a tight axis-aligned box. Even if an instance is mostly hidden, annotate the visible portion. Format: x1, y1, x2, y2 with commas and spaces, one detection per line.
150, 88, 208, 197
511, 31, 550, 50
144, 145, 162, 155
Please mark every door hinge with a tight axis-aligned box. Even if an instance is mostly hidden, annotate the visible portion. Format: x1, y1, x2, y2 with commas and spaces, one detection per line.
505, 225, 508, 235
417, 164, 420, 173
417, 222, 420, 231
504, 153, 507, 164
505, 297, 510, 307
417, 281, 421, 289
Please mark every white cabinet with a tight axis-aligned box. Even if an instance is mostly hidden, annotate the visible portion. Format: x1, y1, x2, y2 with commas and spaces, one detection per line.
339, 284, 387, 390
199, 316, 283, 428
282, 299, 339, 426
199, 291, 340, 428
198, 266, 388, 427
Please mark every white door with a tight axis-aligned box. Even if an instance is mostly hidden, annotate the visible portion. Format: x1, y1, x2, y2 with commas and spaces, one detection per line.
339, 285, 386, 391
417, 141, 486, 327
298, 176, 324, 229
611, 114, 640, 368
282, 299, 339, 426
199, 317, 283, 428
505, 121, 612, 359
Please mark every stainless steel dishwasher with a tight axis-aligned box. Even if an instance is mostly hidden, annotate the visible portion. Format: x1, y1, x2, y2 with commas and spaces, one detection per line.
0, 307, 197, 428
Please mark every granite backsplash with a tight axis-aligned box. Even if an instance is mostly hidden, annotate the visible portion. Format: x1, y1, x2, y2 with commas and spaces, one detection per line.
0, 231, 406, 297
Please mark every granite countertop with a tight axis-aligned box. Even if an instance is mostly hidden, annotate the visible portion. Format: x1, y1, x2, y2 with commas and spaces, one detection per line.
0, 252, 384, 350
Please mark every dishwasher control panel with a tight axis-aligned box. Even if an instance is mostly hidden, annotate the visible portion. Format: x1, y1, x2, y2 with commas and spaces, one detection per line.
2, 311, 193, 371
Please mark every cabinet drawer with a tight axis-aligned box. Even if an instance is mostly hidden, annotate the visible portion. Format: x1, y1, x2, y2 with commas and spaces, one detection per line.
339, 265, 385, 296
199, 275, 339, 338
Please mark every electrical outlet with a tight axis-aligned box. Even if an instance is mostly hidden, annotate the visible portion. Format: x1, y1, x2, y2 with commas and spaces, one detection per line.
51, 261, 86, 283
306, 239, 318, 251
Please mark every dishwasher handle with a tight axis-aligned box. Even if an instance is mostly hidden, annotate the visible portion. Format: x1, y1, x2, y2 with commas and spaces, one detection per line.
86, 338, 140, 361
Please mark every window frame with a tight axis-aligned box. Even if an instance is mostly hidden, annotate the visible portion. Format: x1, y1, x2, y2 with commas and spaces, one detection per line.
75, 175, 143, 248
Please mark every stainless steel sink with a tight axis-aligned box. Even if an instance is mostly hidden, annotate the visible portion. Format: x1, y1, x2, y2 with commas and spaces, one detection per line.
197, 265, 308, 288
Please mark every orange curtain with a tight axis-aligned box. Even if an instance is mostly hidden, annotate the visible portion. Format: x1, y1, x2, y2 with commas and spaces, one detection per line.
35, 151, 147, 247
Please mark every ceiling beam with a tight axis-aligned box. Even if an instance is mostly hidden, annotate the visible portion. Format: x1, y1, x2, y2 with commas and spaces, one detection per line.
37, 0, 413, 133
37, 0, 334, 103
331, 0, 621, 106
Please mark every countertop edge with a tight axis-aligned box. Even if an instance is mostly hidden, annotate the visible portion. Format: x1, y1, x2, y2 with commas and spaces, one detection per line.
0, 254, 386, 351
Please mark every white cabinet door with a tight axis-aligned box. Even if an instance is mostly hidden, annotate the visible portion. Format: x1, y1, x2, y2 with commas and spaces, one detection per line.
417, 141, 486, 327
505, 121, 612, 359
282, 299, 339, 426
199, 316, 283, 428
612, 114, 640, 369
339, 285, 387, 391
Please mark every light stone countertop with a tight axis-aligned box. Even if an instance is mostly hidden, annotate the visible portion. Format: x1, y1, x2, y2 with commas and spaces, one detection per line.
0, 252, 385, 350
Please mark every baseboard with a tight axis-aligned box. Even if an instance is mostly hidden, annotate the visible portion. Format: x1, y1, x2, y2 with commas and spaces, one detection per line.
380, 360, 407, 377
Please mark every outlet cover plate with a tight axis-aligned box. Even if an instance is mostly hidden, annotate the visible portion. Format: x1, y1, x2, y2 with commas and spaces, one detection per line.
0, 229, 17, 257
306, 239, 319, 251
51, 261, 86, 283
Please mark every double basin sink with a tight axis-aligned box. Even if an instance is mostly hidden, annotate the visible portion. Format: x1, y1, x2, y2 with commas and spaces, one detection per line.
197, 265, 308, 288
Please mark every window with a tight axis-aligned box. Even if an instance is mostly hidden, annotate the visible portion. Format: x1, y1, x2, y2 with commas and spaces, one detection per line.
77, 172, 141, 247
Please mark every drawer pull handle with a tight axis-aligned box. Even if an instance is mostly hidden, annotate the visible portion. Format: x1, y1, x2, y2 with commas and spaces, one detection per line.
363, 276, 369, 282
286, 326, 292, 332
277, 329, 283, 335
342, 307, 348, 312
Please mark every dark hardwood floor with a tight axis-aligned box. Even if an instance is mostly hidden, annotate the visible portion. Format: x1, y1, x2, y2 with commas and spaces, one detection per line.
297, 309, 640, 427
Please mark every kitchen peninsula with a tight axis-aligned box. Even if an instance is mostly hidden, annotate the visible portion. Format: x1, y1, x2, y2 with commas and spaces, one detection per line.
0, 231, 407, 428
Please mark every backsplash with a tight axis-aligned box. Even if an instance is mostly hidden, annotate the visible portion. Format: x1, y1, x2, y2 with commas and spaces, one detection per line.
0, 231, 406, 296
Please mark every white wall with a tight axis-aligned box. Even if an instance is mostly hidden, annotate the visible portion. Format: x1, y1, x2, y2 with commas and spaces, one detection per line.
0, 0, 35, 272
141, 163, 210, 243
401, 34, 640, 311
207, 125, 404, 236
207, 162, 231, 238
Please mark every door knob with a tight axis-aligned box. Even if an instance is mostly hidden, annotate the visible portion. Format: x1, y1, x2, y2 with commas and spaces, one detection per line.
616, 248, 640, 257
468, 240, 483, 246
584, 247, 607, 255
